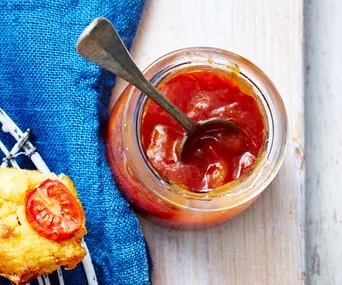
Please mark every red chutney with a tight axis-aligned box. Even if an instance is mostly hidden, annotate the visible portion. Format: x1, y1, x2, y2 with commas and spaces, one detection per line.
141, 70, 265, 192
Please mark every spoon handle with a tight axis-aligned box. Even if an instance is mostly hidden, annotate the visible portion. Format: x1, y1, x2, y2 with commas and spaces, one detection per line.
76, 17, 197, 134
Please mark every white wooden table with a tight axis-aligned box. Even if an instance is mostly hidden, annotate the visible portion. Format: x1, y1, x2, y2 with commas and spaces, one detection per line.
305, 1, 342, 285
111, 1, 306, 284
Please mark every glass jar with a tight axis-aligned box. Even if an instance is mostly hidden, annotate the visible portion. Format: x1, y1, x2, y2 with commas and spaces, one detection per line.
106, 47, 287, 229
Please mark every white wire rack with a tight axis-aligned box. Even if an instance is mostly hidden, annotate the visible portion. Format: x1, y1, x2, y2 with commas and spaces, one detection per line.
0, 108, 98, 285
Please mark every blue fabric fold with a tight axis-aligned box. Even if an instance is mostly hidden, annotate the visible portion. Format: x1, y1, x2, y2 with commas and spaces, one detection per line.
0, 1, 151, 284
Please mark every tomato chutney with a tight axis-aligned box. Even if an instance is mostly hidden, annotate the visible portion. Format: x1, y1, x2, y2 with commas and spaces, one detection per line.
141, 69, 265, 192
106, 48, 287, 229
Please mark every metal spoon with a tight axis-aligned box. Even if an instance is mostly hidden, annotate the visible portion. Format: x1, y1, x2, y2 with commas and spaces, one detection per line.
76, 17, 239, 160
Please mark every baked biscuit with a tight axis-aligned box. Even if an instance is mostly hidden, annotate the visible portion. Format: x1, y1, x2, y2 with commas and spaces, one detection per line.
0, 168, 86, 285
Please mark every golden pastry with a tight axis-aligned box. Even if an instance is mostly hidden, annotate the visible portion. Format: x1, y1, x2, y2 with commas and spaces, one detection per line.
0, 168, 86, 285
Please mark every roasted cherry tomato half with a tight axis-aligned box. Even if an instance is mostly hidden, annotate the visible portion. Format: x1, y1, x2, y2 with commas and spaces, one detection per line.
25, 179, 85, 241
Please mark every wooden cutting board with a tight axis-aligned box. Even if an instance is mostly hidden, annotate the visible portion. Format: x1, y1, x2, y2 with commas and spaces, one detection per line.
110, 1, 305, 284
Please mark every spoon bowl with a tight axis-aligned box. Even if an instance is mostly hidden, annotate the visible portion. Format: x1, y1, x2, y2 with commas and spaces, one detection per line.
76, 17, 240, 160
180, 118, 240, 161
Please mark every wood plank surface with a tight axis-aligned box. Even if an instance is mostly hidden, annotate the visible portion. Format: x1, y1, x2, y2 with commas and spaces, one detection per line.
305, 1, 342, 284
110, 1, 305, 284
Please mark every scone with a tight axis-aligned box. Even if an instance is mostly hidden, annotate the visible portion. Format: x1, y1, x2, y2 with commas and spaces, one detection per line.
0, 168, 87, 285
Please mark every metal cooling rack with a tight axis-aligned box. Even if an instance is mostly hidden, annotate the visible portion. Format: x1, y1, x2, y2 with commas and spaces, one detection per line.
0, 108, 98, 285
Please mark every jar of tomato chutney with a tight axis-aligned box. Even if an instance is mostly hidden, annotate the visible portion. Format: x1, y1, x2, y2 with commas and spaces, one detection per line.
106, 48, 287, 229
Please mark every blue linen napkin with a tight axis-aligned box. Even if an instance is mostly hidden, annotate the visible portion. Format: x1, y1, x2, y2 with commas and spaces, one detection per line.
0, 1, 151, 285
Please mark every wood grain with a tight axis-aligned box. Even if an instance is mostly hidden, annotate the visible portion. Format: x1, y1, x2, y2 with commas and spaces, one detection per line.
305, 1, 342, 284
110, 0, 305, 284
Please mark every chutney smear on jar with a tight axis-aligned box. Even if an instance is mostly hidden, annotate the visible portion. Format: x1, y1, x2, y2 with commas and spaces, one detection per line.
141, 69, 265, 192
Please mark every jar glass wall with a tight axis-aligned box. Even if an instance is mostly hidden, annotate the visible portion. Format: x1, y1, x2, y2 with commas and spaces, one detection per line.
106, 48, 287, 229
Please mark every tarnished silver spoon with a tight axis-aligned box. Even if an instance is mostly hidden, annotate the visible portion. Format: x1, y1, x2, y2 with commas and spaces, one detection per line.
76, 17, 239, 160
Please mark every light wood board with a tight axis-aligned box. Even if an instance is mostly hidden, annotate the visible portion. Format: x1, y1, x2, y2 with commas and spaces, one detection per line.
110, 1, 305, 284
305, 1, 342, 284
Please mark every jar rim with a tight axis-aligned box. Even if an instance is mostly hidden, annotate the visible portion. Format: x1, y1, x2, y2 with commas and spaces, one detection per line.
121, 47, 288, 211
